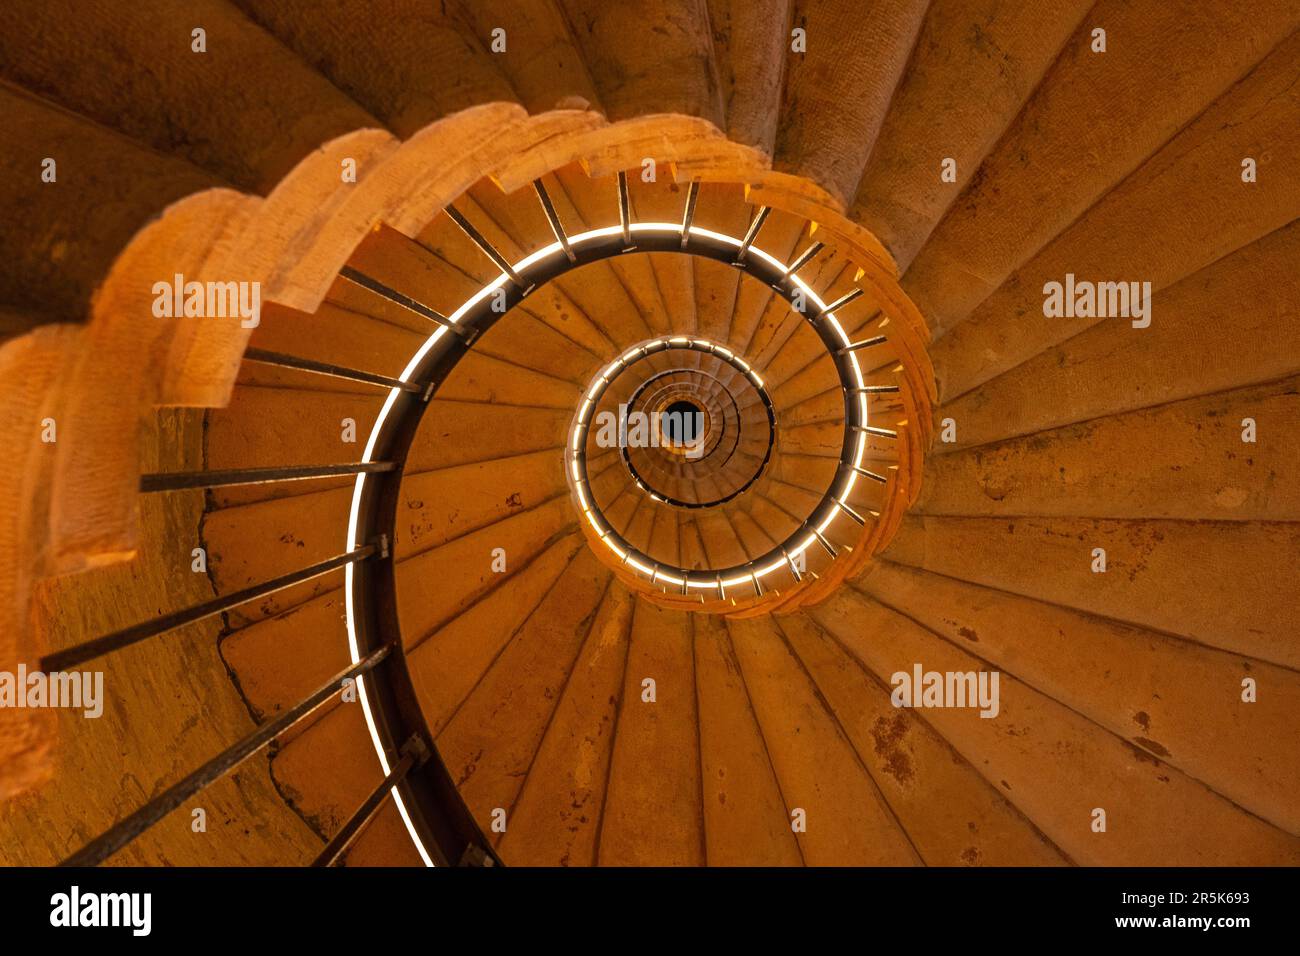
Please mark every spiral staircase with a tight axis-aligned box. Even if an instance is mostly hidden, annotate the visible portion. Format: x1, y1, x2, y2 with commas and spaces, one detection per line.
1, 1, 1298, 867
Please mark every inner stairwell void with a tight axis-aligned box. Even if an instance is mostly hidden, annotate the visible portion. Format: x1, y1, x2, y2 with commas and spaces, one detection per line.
0, 1, 1297, 867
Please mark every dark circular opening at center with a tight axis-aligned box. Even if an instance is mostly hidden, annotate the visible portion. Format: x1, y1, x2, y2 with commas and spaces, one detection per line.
662, 399, 703, 446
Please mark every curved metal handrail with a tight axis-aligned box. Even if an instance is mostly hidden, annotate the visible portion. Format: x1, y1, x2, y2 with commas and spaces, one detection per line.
346, 195, 895, 863
44, 177, 899, 871
611, 343, 776, 508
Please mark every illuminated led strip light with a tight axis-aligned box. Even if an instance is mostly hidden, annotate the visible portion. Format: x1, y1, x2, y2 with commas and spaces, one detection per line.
611, 346, 771, 507
343, 219, 881, 865
562, 236, 875, 595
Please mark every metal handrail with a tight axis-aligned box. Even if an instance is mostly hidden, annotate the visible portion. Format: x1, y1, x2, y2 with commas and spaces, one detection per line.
61, 647, 392, 867
613, 355, 773, 508
140, 461, 396, 491
545, 186, 893, 596
42, 544, 381, 671
54, 167, 906, 870
312, 737, 423, 867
